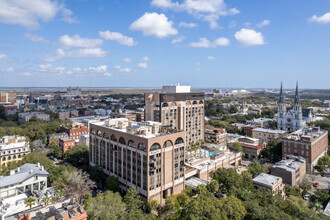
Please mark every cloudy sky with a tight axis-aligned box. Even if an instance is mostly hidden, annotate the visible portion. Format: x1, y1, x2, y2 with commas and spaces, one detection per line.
0, 0, 330, 88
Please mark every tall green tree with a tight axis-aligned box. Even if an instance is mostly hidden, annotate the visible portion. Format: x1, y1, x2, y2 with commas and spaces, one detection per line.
248, 160, 265, 177
85, 191, 127, 220
123, 188, 144, 212
105, 176, 121, 193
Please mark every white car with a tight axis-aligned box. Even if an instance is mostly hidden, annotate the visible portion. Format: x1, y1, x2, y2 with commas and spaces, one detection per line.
96, 190, 103, 194
304, 194, 309, 200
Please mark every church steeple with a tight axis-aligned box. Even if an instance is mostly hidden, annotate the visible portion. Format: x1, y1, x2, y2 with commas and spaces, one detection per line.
294, 81, 300, 104
279, 82, 284, 103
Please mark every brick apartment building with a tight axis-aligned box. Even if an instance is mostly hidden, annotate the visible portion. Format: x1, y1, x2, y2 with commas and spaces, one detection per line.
60, 123, 88, 141
89, 118, 186, 204
204, 128, 227, 145
0, 104, 18, 115
282, 127, 328, 173
0, 92, 16, 103
47, 132, 68, 145
59, 137, 76, 152
57, 110, 79, 120
243, 125, 260, 137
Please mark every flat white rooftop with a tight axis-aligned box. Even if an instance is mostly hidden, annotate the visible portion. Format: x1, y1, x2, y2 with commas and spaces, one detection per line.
253, 173, 281, 187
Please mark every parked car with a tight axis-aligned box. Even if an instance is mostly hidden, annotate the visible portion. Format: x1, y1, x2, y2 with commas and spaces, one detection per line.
321, 173, 326, 177
304, 194, 310, 200
313, 182, 319, 187
96, 190, 103, 194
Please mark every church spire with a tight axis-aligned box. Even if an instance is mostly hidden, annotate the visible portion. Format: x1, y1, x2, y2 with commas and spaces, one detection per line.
279, 82, 284, 103
294, 81, 300, 104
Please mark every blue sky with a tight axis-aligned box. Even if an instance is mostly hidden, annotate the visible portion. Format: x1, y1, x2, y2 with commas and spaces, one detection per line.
0, 0, 330, 89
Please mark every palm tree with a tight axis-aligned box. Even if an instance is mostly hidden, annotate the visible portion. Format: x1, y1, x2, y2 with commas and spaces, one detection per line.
25, 197, 36, 213
41, 196, 51, 206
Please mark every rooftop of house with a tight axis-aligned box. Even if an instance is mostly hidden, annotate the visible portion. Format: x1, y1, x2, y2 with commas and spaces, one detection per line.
272, 156, 306, 173
91, 118, 183, 139
0, 163, 49, 188
253, 173, 282, 188
252, 128, 287, 134
283, 127, 327, 141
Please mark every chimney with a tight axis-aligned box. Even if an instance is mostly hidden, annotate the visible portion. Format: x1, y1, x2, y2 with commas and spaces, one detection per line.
37, 162, 40, 167
41, 166, 44, 171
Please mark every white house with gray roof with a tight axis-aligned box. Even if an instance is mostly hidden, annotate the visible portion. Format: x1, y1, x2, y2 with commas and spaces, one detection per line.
0, 163, 48, 198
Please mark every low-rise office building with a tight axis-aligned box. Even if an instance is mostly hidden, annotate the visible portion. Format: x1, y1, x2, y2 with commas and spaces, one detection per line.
252, 173, 285, 198
18, 112, 50, 122
0, 136, 30, 167
0, 163, 48, 198
89, 118, 186, 204
271, 156, 306, 186
252, 128, 286, 143
282, 127, 328, 173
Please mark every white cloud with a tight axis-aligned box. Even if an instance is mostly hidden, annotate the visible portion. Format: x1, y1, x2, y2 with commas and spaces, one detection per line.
141, 56, 150, 62
23, 72, 31, 76
0, 54, 7, 60
196, 62, 200, 66
207, 56, 216, 60
44, 48, 107, 61
103, 72, 111, 77
189, 37, 230, 48
234, 28, 265, 46
151, 0, 239, 29
99, 30, 136, 46
24, 33, 49, 43
60, 8, 78, 24
0, 0, 76, 29
123, 58, 132, 63
179, 21, 197, 28
115, 65, 121, 69
130, 12, 178, 38
171, 36, 186, 44
308, 12, 330, 24
6, 67, 14, 72
89, 65, 107, 73
256, 19, 270, 27
138, 62, 148, 68
59, 35, 103, 48
119, 67, 131, 73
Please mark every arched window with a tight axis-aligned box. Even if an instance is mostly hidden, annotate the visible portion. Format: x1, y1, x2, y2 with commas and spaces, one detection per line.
97, 130, 102, 136
163, 140, 173, 148
138, 143, 146, 151
175, 137, 184, 145
103, 132, 109, 139
90, 128, 96, 134
128, 140, 135, 148
162, 103, 169, 107
119, 137, 126, 145
193, 101, 197, 105
199, 100, 203, 104
150, 143, 161, 151
111, 134, 117, 141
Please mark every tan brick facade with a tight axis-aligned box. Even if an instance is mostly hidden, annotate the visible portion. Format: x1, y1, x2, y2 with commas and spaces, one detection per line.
89, 121, 186, 204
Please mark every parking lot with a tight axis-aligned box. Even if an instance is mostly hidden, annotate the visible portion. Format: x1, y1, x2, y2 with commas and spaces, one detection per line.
305, 174, 330, 190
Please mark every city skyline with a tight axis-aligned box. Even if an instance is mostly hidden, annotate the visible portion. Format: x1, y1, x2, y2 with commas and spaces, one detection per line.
1, 0, 330, 88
